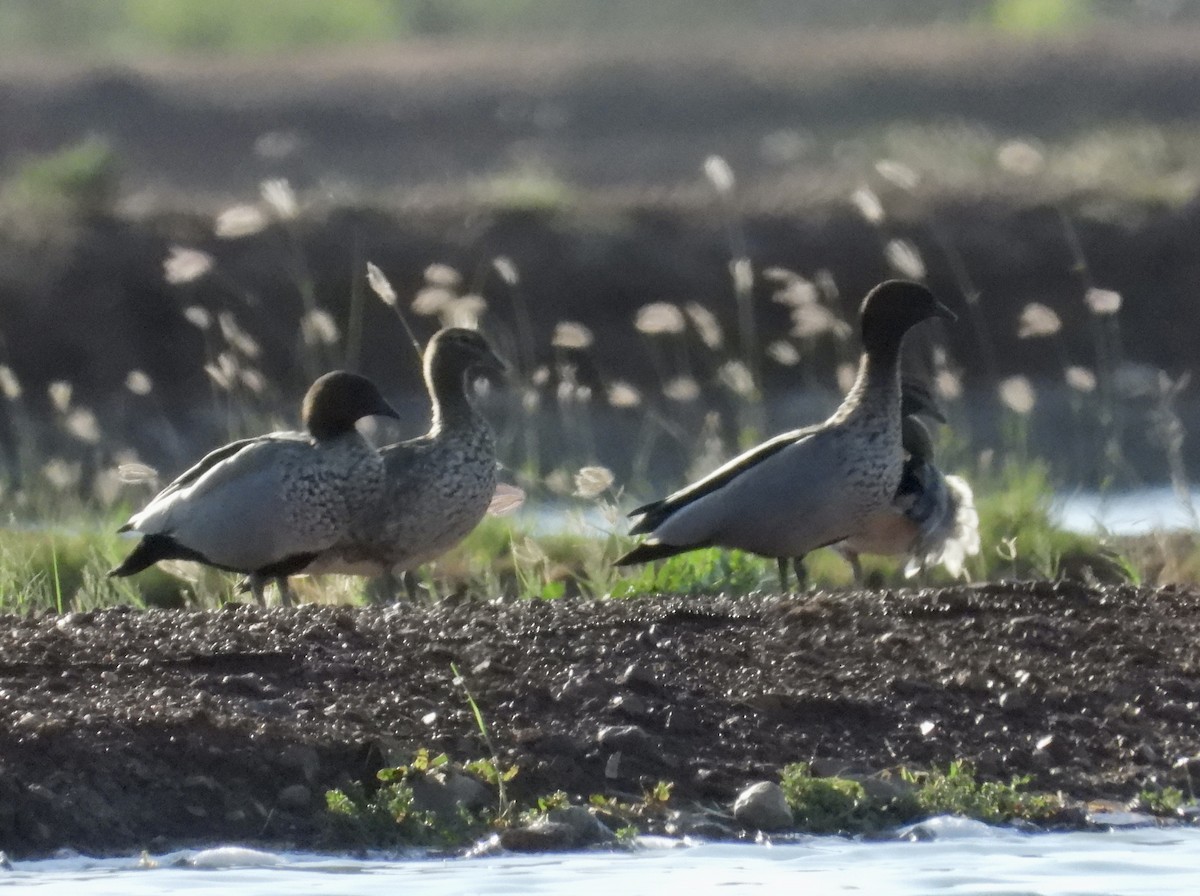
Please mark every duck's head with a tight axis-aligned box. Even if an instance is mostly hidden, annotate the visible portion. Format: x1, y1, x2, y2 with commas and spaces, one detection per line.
425, 327, 508, 384
859, 280, 955, 358
302, 371, 401, 440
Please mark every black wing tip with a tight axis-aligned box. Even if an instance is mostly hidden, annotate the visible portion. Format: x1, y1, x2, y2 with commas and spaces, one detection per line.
108, 533, 208, 578
116, 522, 133, 534
615, 541, 690, 566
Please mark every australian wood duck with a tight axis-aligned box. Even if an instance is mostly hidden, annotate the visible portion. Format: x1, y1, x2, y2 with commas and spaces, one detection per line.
299, 328, 504, 595
615, 280, 954, 583
109, 371, 400, 605
835, 412, 980, 582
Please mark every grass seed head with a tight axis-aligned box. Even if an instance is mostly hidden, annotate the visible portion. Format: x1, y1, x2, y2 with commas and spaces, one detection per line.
366, 261, 397, 306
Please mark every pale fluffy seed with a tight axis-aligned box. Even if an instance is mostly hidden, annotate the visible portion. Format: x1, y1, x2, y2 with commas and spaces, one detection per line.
260, 178, 297, 219
573, 465, 615, 499
125, 370, 153, 395
366, 262, 397, 306
552, 321, 594, 350
663, 376, 700, 402
163, 246, 214, 285
636, 302, 687, 336
1065, 366, 1097, 393
703, 155, 735, 194
1017, 302, 1062, 338
998, 375, 1036, 415
214, 204, 268, 239
1085, 287, 1122, 316
607, 381, 642, 408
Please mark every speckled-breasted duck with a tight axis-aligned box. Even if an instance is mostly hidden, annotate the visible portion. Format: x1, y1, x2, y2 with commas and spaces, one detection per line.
300, 328, 504, 593
109, 371, 400, 606
835, 412, 980, 581
615, 280, 955, 581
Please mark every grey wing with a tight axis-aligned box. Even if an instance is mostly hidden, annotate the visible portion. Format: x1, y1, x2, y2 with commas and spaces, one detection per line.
630, 424, 822, 534
126, 438, 330, 571
649, 430, 855, 558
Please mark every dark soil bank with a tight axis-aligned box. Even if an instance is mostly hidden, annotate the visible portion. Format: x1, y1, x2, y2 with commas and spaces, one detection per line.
2, 580, 1199, 857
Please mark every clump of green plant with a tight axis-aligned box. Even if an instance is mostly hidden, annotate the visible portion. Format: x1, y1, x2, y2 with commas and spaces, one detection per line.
324, 748, 503, 847
780, 761, 1064, 834
583, 779, 676, 837
903, 761, 1063, 824
780, 763, 916, 833
1134, 784, 1188, 817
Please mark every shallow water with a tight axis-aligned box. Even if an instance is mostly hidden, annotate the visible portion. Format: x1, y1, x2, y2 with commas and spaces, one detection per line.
6, 819, 1200, 896
1053, 485, 1199, 535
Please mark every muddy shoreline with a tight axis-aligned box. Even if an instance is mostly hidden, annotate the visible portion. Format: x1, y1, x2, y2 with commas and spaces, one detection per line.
1, 580, 1198, 857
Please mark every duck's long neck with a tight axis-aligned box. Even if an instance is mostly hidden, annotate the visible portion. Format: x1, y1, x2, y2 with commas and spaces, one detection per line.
426, 354, 476, 434
831, 345, 902, 427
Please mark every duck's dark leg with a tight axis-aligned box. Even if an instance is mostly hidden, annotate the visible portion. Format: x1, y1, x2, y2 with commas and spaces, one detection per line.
776, 558, 789, 592
364, 569, 399, 605
792, 557, 807, 591
276, 576, 294, 607
402, 569, 421, 602
247, 573, 267, 607
846, 551, 865, 586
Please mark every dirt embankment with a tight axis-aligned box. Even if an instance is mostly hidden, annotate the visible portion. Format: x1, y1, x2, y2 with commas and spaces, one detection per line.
1, 580, 1198, 857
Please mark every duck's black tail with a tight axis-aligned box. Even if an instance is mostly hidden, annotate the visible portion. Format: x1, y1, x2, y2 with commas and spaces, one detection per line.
614, 540, 698, 566
108, 533, 205, 577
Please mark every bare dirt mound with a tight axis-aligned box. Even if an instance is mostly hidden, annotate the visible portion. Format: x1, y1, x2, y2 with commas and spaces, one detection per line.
1, 580, 1198, 857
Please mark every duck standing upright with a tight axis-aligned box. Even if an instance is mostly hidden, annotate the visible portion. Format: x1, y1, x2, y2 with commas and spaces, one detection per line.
615, 280, 955, 583
301, 328, 505, 593
835, 412, 980, 582
109, 371, 400, 606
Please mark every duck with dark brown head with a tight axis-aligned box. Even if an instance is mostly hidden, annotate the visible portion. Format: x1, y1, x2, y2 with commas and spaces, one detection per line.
616, 280, 955, 586
109, 371, 400, 605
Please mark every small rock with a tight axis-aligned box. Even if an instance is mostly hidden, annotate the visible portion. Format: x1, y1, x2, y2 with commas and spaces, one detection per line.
278, 744, 321, 784
528, 732, 584, 757
597, 725, 658, 759
666, 810, 738, 840
1160, 702, 1193, 723
499, 821, 577, 852
558, 672, 608, 702
999, 691, 1029, 714
277, 784, 311, 811
732, 781, 793, 832
664, 707, 703, 735
608, 693, 648, 719
411, 771, 492, 822
617, 663, 660, 691
546, 806, 616, 846
605, 752, 622, 779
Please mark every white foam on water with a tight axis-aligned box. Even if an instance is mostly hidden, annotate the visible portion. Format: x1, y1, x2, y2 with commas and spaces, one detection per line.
5, 824, 1200, 896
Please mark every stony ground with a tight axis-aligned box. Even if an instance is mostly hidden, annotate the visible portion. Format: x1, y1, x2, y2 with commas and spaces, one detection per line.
1, 579, 1199, 857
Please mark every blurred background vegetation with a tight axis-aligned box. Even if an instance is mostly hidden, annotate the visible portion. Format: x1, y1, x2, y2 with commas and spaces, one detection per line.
2, 0, 1200, 609
0, 0, 1191, 56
